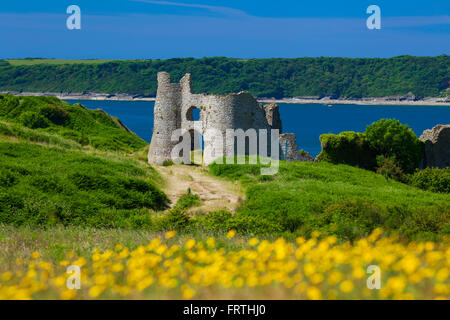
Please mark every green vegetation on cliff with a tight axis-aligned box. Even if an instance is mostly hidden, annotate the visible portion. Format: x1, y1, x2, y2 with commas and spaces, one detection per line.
0, 94, 146, 152
0, 55, 448, 98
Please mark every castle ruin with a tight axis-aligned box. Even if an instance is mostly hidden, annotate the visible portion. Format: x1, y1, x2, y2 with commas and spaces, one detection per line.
148, 72, 304, 165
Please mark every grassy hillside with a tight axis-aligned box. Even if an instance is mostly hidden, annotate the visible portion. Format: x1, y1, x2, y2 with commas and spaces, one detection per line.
0, 94, 146, 152
0, 56, 448, 98
0, 142, 168, 228
0, 94, 170, 229
209, 159, 450, 241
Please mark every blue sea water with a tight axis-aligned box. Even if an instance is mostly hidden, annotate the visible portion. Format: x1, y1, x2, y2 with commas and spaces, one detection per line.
68, 100, 450, 157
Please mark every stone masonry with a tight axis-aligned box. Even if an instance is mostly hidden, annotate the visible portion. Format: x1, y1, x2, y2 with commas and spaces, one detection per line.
148, 72, 305, 165
419, 124, 450, 168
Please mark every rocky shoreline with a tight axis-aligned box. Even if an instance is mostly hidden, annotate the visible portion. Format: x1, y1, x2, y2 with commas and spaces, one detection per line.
1, 91, 450, 106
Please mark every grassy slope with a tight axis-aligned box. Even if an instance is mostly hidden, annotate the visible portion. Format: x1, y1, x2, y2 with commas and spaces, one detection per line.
0, 95, 170, 228
0, 94, 146, 152
0, 141, 168, 228
209, 160, 450, 241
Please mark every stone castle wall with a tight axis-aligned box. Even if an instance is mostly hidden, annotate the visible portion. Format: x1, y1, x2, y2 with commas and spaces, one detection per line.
148, 72, 307, 165
419, 124, 450, 168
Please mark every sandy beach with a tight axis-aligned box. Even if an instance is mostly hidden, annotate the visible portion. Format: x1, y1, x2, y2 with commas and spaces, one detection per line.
2, 91, 450, 106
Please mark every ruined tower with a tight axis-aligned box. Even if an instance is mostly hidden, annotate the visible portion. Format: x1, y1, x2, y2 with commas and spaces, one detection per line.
148, 72, 307, 165
148, 72, 182, 164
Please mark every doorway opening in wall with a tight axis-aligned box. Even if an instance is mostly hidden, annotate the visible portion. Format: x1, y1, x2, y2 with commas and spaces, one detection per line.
186, 106, 201, 121
189, 129, 204, 165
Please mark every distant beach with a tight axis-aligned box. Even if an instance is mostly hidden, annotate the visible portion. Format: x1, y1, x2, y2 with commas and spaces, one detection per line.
2, 91, 450, 106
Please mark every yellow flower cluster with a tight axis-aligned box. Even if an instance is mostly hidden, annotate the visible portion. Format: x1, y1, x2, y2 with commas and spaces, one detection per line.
0, 229, 448, 300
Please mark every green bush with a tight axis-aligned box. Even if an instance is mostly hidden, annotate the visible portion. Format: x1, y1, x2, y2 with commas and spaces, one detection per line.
408, 168, 450, 193
173, 192, 201, 210
316, 131, 376, 169
194, 210, 282, 235
227, 215, 283, 234
156, 209, 191, 231
0, 169, 18, 187
39, 104, 69, 125
376, 156, 407, 183
365, 119, 424, 173
196, 210, 233, 232
19, 111, 49, 129
321, 200, 384, 241
317, 119, 424, 175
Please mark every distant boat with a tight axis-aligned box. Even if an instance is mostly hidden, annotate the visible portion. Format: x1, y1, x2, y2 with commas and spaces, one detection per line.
328, 104, 333, 107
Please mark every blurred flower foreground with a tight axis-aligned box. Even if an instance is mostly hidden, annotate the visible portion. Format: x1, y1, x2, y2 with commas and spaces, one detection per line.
1, 229, 449, 300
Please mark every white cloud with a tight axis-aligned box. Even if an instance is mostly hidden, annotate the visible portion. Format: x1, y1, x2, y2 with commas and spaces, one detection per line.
130, 0, 249, 18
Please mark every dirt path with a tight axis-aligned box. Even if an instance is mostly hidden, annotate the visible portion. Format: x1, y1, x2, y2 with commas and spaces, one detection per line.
157, 165, 244, 213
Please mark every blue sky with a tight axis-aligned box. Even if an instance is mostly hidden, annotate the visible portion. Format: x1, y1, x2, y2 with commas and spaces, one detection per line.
1, 0, 449, 59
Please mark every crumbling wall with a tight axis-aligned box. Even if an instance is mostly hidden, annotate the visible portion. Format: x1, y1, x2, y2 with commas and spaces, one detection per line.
263, 103, 282, 132
148, 72, 307, 166
420, 124, 450, 168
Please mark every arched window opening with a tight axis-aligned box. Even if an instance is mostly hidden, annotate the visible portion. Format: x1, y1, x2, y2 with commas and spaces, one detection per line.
186, 106, 201, 121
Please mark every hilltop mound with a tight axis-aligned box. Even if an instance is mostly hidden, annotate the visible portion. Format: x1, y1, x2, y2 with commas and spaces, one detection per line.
0, 94, 146, 152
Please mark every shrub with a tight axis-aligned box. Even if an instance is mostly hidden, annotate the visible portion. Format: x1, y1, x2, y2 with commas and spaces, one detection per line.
408, 168, 450, 193
173, 192, 201, 210
316, 131, 376, 169
30, 176, 64, 193
228, 215, 283, 234
196, 210, 233, 232
195, 210, 283, 235
365, 119, 424, 173
157, 209, 190, 231
19, 111, 49, 129
321, 200, 384, 241
39, 104, 69, 125
376, 156, 407, 183
384, 204, 450, 241
0, 169, 18, 187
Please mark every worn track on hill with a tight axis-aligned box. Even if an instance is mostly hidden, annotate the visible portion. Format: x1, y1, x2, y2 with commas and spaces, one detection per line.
157, 165, 243, 213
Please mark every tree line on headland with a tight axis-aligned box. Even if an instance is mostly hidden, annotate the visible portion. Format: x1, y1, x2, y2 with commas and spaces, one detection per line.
0, 55, 448, 98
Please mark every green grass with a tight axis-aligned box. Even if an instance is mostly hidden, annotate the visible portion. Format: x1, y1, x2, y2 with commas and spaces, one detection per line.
0, 94, 146, 152
0, 141, 169, 228
0, 95, 173, 230
209, 159, 450, 241
0, 224, 264, 276
173, 192, 202, 211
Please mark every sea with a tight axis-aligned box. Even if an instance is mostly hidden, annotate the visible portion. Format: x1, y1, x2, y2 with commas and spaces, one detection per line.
67, 100, 450, 157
